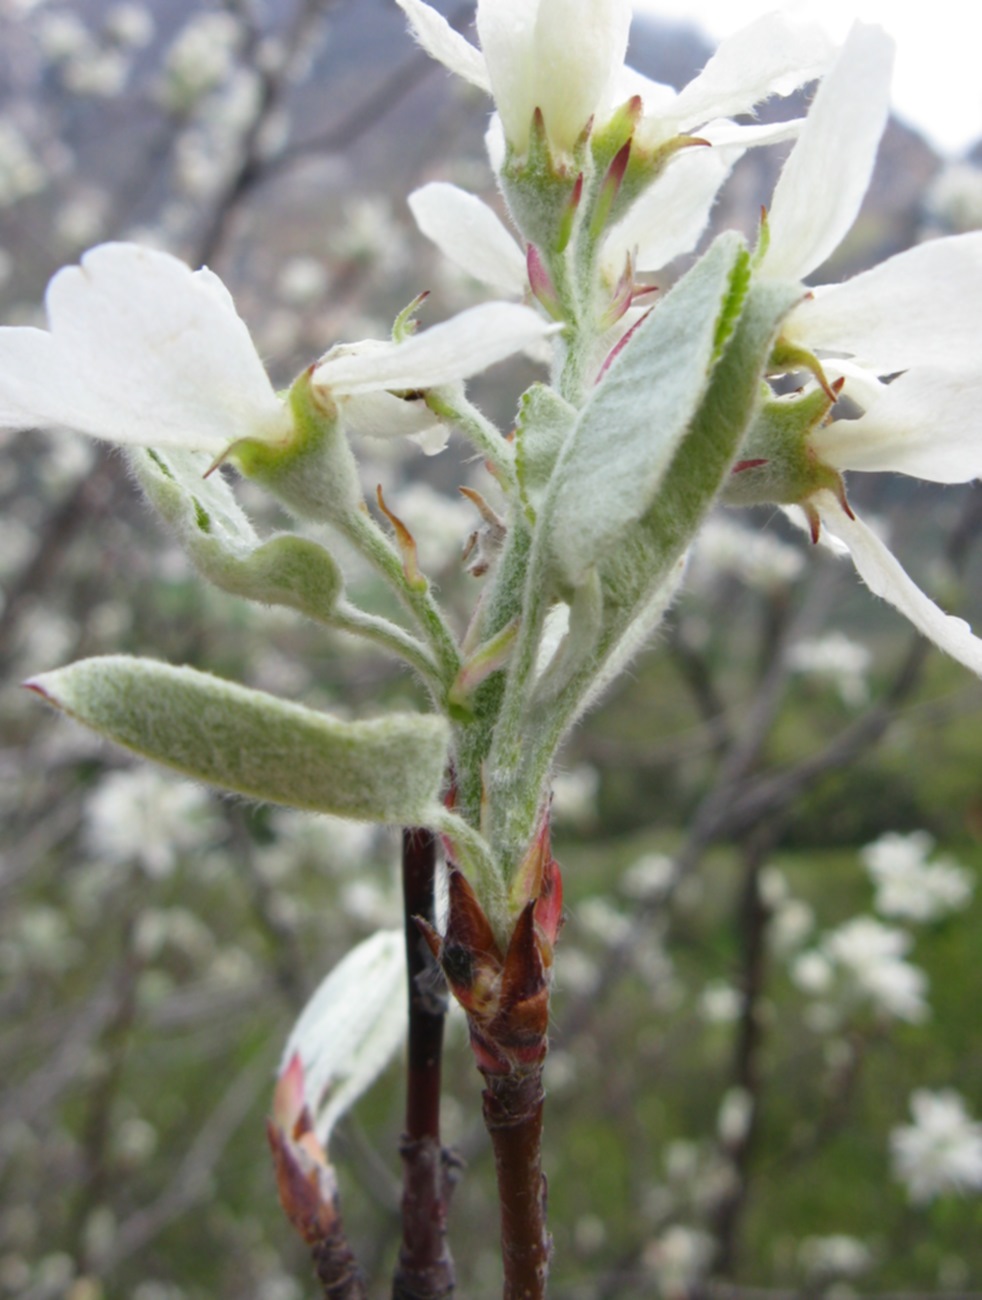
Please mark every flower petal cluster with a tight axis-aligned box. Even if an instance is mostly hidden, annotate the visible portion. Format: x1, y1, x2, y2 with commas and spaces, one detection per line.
396, 0, 633, 156
737, 22, 982, 675
0, 242, 553, 458
791, 915, 929, 1024
0, 242, 290, 456
860, 831, 973, 923
405, 8, 835, 294
890, 1089, 982, 1204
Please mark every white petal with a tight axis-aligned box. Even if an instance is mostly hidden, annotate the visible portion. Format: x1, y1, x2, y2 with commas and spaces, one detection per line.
0, 242, 287, 454
281, 929, 407, 1143
313, 303, 554, 395
408, 182, 526, 295
761, 23, 895, 283
338, 387, 447, 441
608, 144, 744, 274
823, 357, 889, 410
485, 114, 506, 174
784, 232, 982, 371
533, 0, 632, 153
394, 0, 490, 91
477, 0, 537, 152
700, 116, 804, 149
813, 368, 982, 483
815, 491, 982, 677
669, 11, 837, 134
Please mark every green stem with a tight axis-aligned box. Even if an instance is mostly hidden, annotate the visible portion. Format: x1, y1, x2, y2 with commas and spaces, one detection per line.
330, 600, 444, 697
339, 507, 461, 691
425, 392, 518, 496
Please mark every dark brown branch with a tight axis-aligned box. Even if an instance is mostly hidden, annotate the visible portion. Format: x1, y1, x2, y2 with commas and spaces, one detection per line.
393, 827, 456, 1300
482, 1065, 551, 1300
709, 823, 785, 1279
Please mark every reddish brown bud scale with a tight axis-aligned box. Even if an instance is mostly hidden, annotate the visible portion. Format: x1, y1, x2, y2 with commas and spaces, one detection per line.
266, 1118, 339, 1247
534, 856, 564, 955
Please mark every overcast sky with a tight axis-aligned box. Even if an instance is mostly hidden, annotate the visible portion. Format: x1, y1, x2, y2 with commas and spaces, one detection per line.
632, 0, 982, 157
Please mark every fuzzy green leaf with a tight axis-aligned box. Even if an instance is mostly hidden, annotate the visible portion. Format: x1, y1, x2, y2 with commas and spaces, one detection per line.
514, 383, 576, 520
544, 232, 749, 587
589, 272, 804, 665
131, 447, 344, 621
28, 656, 449, 824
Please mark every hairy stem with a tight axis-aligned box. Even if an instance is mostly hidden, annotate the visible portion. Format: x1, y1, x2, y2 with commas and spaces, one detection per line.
340, 507, 461, 691
393, 828, 457, 1300
425, 392, 517, 497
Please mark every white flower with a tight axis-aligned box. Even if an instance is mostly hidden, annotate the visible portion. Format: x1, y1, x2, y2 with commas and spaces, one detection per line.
891, 1089, 982, 1204
396, 0, 633, 157
84, 767, 218, 878
0, 243, 554, 458
717, 1086, 754, 1146
698, 981, 742, 1024
551, 762, 600, 827
642, 1225, 715, 1291
691, 515, 804, 592
860, 831, 973, 923
281, 929, 407, 1143
407, 10, 834, 293
820, 916, 929, 1023
799, 1235, 873, 1280
312, 300, 556, 450
747, 22, 982, 677
787, 632, 872, 707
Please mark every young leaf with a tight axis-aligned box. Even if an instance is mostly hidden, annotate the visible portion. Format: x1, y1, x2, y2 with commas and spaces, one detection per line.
131, 447, 344, 621
282, 929, 408, 1142
27, 657, 450, 824
544, 231, 750, 588
514, 383, 577, 521
585, 271, 804, 680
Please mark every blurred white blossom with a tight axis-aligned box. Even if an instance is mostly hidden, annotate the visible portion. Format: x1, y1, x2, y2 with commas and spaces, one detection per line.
891, 1089, 982, 1204
793, 916, 929, 1024
699, 981, 742, 1024
551, 762, 600, 828
788, 632, 872, 707
576, 896, 631, 946
691, 515, 804, 592
84, 767, 219, 877
717, 1087, 754, 1146
799, 1234, 873, 1279
276, 255, 330, 307
642, 1224, 715, 1294
621, 852, 677, 902
861, 831, 974, 922
925, 162, 982, 235
105, 3, 154, 49
160, 11, 242, 110
0, 118, 46, 207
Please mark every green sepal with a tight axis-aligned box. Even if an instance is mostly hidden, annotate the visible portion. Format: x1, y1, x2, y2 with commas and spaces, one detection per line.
514, 383, 577, 522
721, 383, 842, 509
130, 446, 343, 621
605, 135, 710, 235
542, 231, 752, 589
234, 367, 363, 524
590, 95, 642, 177
27, 656, 450, 824
499, 110, 586, 256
